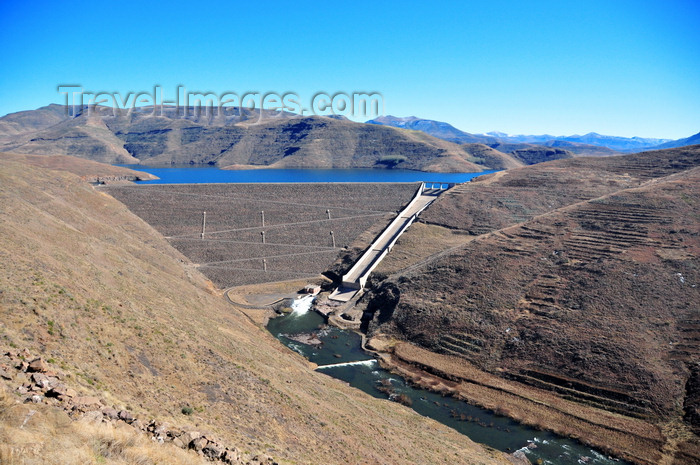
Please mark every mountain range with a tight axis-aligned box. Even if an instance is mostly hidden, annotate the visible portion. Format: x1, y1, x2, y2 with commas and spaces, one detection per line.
368, 115, 696, 154
0, 105, 510, 172
1, 105, 697, 174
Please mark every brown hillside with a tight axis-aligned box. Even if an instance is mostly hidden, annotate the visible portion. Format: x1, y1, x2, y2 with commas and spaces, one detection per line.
459, 143, 524, 170
0, 105, 69, 138
364, 146, 700, 464
1, 152, 157, 183
420, 146, 700, 234
0, 105, 524, 172
0, 156, 511, 465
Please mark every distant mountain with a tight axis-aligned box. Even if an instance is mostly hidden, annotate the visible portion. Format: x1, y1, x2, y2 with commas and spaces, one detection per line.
559, 132, 672, 152
486, 133, 557, 145
367, 115, 682, 154
484, 131, 511, 139
541, 140, 620, 157
488, 132, 669, 152
367, 115, 496, 144
649, 131, 700, 151
368, 117, 573, 163
369, 118, 607, 157
0, 105, 504, 172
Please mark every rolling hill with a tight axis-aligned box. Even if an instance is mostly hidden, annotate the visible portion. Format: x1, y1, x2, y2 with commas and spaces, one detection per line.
0, 105, 517, 173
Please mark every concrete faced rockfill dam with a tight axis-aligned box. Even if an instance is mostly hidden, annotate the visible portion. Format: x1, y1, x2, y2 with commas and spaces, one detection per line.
104, 182, 420, 287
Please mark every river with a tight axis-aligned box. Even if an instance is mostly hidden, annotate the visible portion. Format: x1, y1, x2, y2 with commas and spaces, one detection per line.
267, 297, 627, 465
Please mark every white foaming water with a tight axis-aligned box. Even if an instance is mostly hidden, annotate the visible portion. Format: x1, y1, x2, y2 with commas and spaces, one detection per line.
290, 295, 315, 316
287, 342, 305, 356
316, 359, 377, 370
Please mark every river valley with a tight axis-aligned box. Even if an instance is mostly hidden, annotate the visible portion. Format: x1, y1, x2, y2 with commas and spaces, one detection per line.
267, 296, 628, 465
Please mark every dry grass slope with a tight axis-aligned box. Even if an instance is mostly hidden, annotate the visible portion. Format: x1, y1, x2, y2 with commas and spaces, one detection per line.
0, 155, 511, 465
0, 388, 212, 465
0, 152, 157, 182
363, 146, 700, 464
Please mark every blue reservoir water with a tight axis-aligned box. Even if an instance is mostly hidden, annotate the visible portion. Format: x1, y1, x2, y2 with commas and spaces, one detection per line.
117, 165, 495, 184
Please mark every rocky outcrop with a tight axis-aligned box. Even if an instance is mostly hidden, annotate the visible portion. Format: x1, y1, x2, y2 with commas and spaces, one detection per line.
0, 348, 278, 465
507, 450, 531, 465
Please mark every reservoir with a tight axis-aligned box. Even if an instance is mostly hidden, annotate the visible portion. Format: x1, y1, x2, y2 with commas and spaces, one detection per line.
118, 165, 495, 184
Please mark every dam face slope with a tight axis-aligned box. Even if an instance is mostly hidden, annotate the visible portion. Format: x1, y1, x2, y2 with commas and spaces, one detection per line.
105, 182, 419, 287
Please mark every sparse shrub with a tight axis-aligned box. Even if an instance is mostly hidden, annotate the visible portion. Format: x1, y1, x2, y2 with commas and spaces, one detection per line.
377, 155, 407, 167
181, 406, 194, 415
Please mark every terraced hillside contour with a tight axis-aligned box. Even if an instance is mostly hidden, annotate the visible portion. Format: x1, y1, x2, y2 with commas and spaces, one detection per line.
365, 146, 700, 465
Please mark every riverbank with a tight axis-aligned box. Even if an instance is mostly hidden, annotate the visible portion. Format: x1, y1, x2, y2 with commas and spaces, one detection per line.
364, 335, 672, 465
227, 276, 664, 465
266, 292, 640, 464
304, 290, 664, 464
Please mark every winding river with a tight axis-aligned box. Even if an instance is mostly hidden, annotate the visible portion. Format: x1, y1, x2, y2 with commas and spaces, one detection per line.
267, 297, 627, 465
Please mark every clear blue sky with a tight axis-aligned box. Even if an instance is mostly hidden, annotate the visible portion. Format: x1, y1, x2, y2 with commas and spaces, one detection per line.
1, 0, 698, 139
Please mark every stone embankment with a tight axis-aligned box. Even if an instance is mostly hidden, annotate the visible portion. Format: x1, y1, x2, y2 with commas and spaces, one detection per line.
0, 348, 278, 465
91, 174, 156, 184
104, 182, 419, 287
